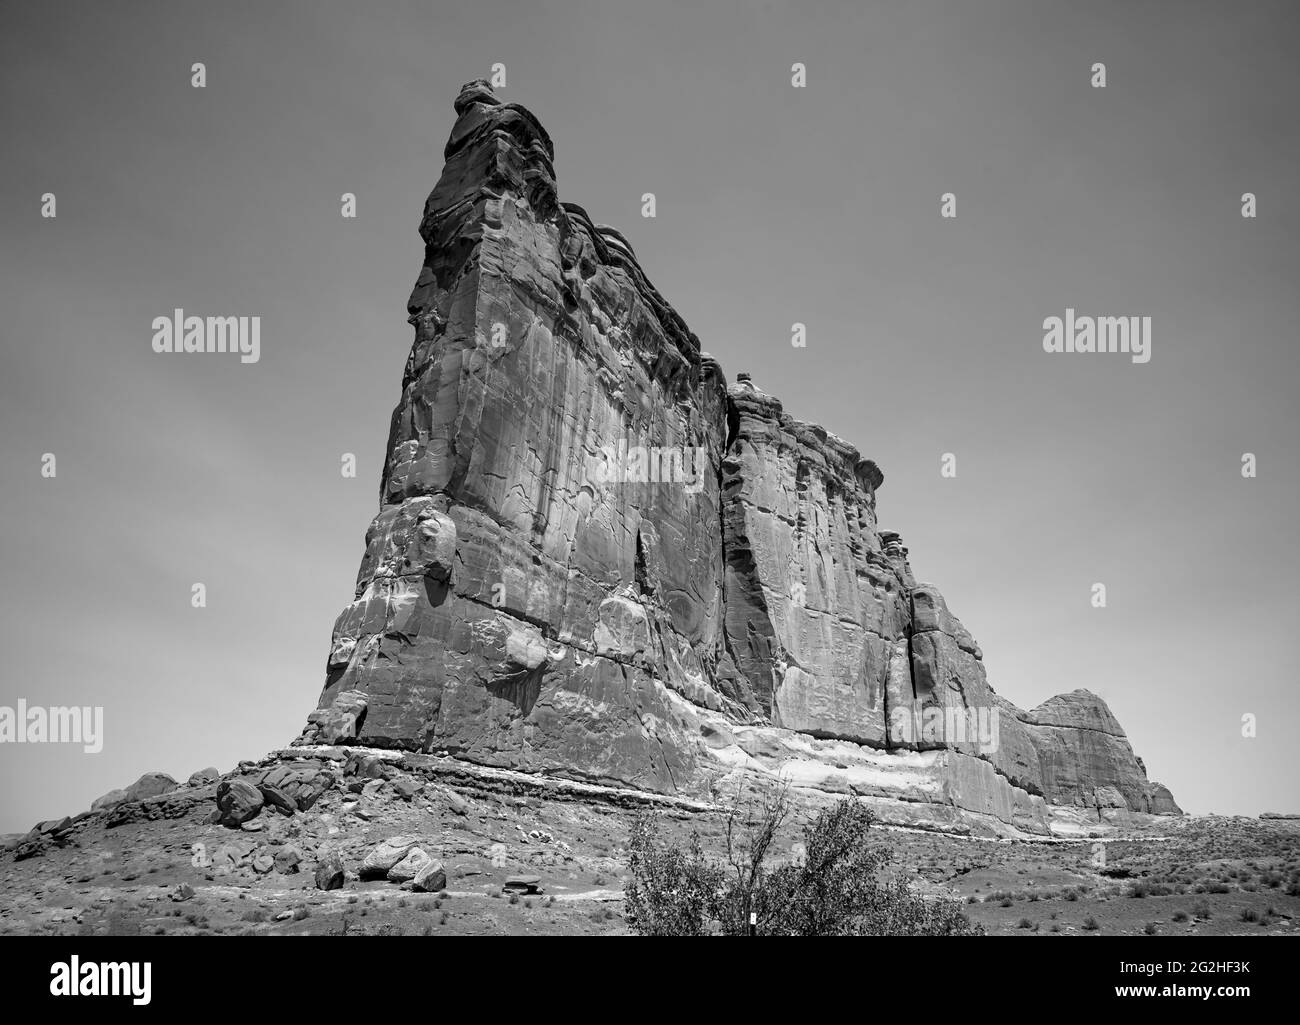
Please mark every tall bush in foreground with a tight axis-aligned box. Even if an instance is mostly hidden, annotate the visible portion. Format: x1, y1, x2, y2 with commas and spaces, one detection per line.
624, 791, 982, 936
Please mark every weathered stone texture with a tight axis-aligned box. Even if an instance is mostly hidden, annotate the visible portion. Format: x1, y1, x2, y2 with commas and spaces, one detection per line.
297, 80, 1176, 829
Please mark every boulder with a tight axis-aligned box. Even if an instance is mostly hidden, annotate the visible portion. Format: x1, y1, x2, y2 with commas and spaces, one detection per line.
273, 844, 303, 874
91, 789, 128, 812
387, 847, 433, 883
392, 777, 423, 801
279, 768, 335, 811
124, 772, 179, 802
314, 852, 345, 891
212, 842, 250, 872
413, 859, 447, 893
343, 752, 392, 781
360, 836, 420, 879
258, 783, 297, 817
13, 829, 47, 861
187, 767, 221, 786
216, 779, 264, 828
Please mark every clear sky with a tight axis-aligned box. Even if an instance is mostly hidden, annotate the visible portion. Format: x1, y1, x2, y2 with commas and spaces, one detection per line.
2, 0, 1297, 831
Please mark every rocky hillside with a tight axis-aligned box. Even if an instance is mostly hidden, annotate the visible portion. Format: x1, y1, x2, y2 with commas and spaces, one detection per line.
296, 79, 1177, 836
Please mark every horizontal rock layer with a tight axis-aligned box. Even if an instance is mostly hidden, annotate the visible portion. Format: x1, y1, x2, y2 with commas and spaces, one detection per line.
297, 80, 1178, 831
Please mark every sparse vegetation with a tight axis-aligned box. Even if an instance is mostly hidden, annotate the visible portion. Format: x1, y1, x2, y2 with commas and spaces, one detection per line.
624, 788, 982, 936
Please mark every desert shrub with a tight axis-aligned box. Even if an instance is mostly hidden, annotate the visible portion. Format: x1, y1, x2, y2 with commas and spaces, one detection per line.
1143, 921, 1158, 935
329, 915, 353, 936
1240, 908, 1259, 923
1172, 910, 1188, 922
623, 816, 723, 936
1082, 916, 1100, 931
624, 790, 981, 936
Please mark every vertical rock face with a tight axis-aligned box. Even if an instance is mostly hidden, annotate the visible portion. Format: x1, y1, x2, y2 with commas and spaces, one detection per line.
721, 382, 896, 747
304, 79, 733, 793
298, 80, 1178, 828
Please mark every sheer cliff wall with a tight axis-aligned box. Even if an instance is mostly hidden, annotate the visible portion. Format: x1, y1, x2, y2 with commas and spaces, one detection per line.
297, 81, 1179, 834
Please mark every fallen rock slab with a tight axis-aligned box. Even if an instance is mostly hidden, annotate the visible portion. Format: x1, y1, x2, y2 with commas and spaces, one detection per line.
413, 859, 447, 893
387, 847, 433, 883
360, 836, 419, 879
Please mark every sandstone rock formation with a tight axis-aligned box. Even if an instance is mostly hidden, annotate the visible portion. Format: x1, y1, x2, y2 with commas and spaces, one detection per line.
296, 80, 1177, 834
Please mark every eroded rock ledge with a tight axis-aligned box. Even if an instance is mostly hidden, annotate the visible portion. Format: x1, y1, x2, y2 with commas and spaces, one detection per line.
295, 80, 1179, 834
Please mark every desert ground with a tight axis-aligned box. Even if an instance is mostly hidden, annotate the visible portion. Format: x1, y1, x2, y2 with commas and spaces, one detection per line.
3, 751, 1297, 937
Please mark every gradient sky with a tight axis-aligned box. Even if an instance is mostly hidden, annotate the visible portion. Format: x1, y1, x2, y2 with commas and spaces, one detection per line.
2, 0, 1297, 832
